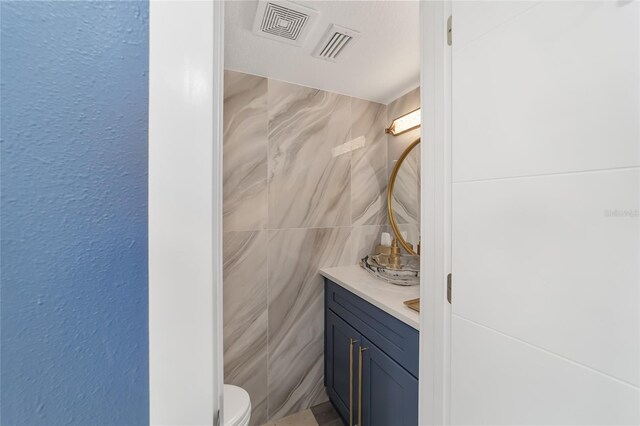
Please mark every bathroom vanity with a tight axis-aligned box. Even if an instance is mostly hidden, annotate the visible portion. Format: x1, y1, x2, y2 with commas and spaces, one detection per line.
320, 266, 419, 426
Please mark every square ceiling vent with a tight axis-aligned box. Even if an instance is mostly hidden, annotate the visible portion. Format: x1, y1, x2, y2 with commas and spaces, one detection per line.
313, 24, 361, 63
252, 1, 319, 47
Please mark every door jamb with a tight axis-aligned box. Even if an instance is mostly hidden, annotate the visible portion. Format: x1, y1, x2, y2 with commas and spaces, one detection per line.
149, 1, 452, 423
419, 1, 452, 424
213, 1, 225, 423
148, 1, 225, 424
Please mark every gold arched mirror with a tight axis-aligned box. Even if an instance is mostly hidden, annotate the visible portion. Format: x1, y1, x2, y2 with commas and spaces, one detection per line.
387, 138, 420, 256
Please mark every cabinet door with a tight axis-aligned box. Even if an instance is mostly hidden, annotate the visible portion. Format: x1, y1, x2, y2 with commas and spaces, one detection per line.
360, 337, 418, 426
326, 309, 361, 425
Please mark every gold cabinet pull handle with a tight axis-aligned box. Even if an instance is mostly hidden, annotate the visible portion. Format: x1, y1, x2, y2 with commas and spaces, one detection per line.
349, 338, 358, 426
358, 346, 368, 426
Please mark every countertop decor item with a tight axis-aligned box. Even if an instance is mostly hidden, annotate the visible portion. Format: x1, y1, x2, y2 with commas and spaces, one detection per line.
360, 254, 420, 286
403, 298, 420, 313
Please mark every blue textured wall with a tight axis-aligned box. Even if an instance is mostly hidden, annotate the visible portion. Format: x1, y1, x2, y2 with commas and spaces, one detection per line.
1, 2, 149, 424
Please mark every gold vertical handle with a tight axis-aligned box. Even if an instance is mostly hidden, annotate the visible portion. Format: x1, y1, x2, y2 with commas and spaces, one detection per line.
358, 346, 368, 426
349, 338, 358, 426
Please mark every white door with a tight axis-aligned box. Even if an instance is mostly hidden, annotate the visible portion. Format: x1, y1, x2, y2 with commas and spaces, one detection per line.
450, 2, 640, 424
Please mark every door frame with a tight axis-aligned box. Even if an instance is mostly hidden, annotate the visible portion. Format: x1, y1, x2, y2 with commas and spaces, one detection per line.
419, 1, 452, 425
148, 1, 225, 424
149, 1, 451, 424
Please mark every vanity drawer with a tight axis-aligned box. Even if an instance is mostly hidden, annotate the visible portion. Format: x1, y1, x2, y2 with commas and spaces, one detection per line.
325, 279, 419, 378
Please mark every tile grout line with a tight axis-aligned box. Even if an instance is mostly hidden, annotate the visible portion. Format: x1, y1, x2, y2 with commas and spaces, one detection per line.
453, 313, 640, 390
453, 0, 544, 53
453, 165, 640, 185
349, 98, 355, 263
265, 76, 271, 423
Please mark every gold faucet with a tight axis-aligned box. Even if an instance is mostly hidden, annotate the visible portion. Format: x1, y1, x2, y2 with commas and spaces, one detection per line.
388, 238, 401, 269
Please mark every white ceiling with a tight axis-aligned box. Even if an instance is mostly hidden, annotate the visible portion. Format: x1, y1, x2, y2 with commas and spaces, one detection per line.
224, 0, 420, 105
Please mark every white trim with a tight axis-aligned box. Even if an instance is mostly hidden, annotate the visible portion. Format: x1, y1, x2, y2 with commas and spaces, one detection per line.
213, 1, 225, 424
419, 1, 452, 425
149, 1, 224, 424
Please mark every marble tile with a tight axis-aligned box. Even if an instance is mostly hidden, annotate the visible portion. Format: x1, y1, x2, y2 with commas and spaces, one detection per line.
223, 230, 269, 425
223, 71, 394, 424
268, 80, 351, 229
310, 401, 342, 426
267, 227, 352, 420
224, 70, 268, 232
351, 98, 388, 227
351, 225, 386, 264
262, 409, 318, 426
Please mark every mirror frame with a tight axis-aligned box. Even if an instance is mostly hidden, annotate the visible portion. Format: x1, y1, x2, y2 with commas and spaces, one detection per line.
387, 137, 421, 255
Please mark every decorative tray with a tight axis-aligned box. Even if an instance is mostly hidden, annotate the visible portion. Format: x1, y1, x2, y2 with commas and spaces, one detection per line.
360, 254, 420, 286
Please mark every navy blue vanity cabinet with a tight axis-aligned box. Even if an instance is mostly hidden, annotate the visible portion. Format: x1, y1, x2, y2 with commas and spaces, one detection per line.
360, 336, 419, 426
324, 278, 419, 426
326, 309, 360, 424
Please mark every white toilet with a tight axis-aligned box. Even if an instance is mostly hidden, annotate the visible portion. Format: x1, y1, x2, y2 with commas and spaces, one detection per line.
223, 384, 251, 426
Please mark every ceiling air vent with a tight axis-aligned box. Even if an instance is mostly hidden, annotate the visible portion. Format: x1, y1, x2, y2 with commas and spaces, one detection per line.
313, 24, 361, 62
252, 0, 318, 47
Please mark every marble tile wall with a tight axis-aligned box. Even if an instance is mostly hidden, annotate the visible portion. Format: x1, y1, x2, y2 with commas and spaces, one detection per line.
267, 81, 351, 229
223, 71, 268, 232
223, 70, 389, 424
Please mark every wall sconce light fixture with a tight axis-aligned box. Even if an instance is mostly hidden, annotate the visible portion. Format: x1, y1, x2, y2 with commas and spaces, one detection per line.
385, 108, 421, 136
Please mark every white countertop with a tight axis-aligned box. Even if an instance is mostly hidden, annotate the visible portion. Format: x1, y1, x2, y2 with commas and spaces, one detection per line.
319, 265, 420, 330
